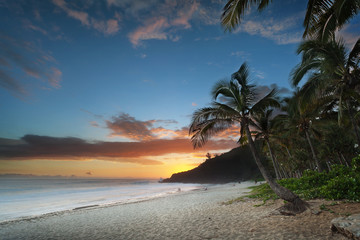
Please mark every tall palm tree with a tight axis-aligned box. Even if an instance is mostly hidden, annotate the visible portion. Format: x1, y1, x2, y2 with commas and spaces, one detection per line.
282, 91, 324, 172
189, 62, 307, 213
291, 38, 360, 145
252, 108, 282, 179
221, 0, 359, 40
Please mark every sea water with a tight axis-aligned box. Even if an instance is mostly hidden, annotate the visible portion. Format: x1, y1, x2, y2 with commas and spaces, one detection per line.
0, 176, 203, 222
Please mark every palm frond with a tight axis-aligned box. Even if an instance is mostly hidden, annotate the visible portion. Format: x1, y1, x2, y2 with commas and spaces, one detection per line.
291, 60, 322, 87
190, 119, 234, 149
298, 72, 327, 101
251, 88, 280, 114
315, 8, 337, 42
189, 105, 239, 149
221, 0, 272, 32
303, 0, 333, 38
333, 0, 360, 29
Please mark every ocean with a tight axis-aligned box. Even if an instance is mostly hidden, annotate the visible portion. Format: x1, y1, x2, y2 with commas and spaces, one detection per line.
0, 176, 203, 223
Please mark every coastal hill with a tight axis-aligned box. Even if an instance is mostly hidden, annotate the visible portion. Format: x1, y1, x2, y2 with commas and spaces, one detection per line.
162, 145, 262, 184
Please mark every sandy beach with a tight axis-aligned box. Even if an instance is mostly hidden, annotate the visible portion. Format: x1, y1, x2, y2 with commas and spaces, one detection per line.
0, 182, 358, 240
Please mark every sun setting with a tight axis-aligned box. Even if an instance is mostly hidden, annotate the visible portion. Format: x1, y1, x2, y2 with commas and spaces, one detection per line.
1, 0, 360, 239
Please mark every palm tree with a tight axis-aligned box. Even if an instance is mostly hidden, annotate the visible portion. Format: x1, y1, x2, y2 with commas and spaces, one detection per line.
291, 38, 360, 145
221, 0, 359, 40
252, 108, 282, 179
282, 91, 324, 172
189, 62, 308, 213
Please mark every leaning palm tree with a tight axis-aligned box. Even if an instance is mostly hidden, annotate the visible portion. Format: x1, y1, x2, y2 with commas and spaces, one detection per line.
221, 0, 359, 41
291, 38, 360, 145
189, 62, 308, 213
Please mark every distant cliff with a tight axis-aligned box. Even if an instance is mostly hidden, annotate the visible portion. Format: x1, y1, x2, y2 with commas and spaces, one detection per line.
162, 145, 263, 184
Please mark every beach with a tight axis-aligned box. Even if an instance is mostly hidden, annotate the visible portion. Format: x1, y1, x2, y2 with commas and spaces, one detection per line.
0, 182, 358, 240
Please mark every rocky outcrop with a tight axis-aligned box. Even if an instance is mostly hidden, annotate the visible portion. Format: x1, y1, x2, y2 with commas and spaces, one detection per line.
331, 214, 360, 240
162, 145, 264, 184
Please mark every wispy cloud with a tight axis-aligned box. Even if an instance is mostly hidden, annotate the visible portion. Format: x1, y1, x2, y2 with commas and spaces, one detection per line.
52, 0, 120, 36
128, 17, 170, 47
47, 0, 221, 46
230, 51, 251, 61
0, 69, 26, 96
172, 1, 199, 29
0, 34, 62, 97
235, 16, 302, 45
126, 0, 204, 47
52, 0, 89, 25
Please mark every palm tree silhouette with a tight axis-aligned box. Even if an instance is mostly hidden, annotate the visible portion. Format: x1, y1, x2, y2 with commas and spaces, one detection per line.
189, 62, 308, 213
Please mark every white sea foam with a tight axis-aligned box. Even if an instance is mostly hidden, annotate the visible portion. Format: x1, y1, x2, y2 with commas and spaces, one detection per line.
0, 177, 203, 222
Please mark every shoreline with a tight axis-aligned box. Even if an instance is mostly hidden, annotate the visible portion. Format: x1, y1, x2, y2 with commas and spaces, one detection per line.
0, 182, 358, 239
0, 183, 209, 225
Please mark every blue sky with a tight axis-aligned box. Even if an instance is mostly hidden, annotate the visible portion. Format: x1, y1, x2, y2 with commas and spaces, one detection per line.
0, 0, 359, 177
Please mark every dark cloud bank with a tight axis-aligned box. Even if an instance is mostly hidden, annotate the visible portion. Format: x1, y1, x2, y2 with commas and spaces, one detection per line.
0, 135, 237, 165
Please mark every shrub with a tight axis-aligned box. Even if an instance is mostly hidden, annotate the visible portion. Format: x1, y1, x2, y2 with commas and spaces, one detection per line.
246, 155, 360, 201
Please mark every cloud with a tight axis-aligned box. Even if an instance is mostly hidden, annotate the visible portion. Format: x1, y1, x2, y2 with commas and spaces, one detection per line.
50, 0, 220, 45
106, 113, 155, 140
231, 51, 250, 58
52, 0, 120, 36
106, 113, 180, 141
52, 0, 90, 26
235, 16, 302, 45
92, 19, 120, 35
0, 135, 237, 164
0, 34, 62, 96
106, 0, 161, 17
128, 17, 170, 47
0, 69, 27, 96
172, 1, 199, 29
90, 121, 100, 128
255, 84, 292, 100
47, 67, 62, 88
127, 0, 202, 47
24, 21, 48, 36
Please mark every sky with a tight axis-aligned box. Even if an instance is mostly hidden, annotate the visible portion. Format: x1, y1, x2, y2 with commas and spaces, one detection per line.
0, 0, 359, 178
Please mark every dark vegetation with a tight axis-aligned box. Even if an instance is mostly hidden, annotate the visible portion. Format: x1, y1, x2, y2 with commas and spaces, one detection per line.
163, 145, 262, 183
242, 156, 360, 203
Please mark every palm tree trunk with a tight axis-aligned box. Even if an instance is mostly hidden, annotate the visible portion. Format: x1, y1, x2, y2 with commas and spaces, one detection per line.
346, 100, 360, 146
340, 152, 350, 167
265, 139, 281, 179
337, 152, 344, 165
285, 146, 292, 158
304, 130, 322, 172
326, 161, 332, 171
244, 123, 307, 213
